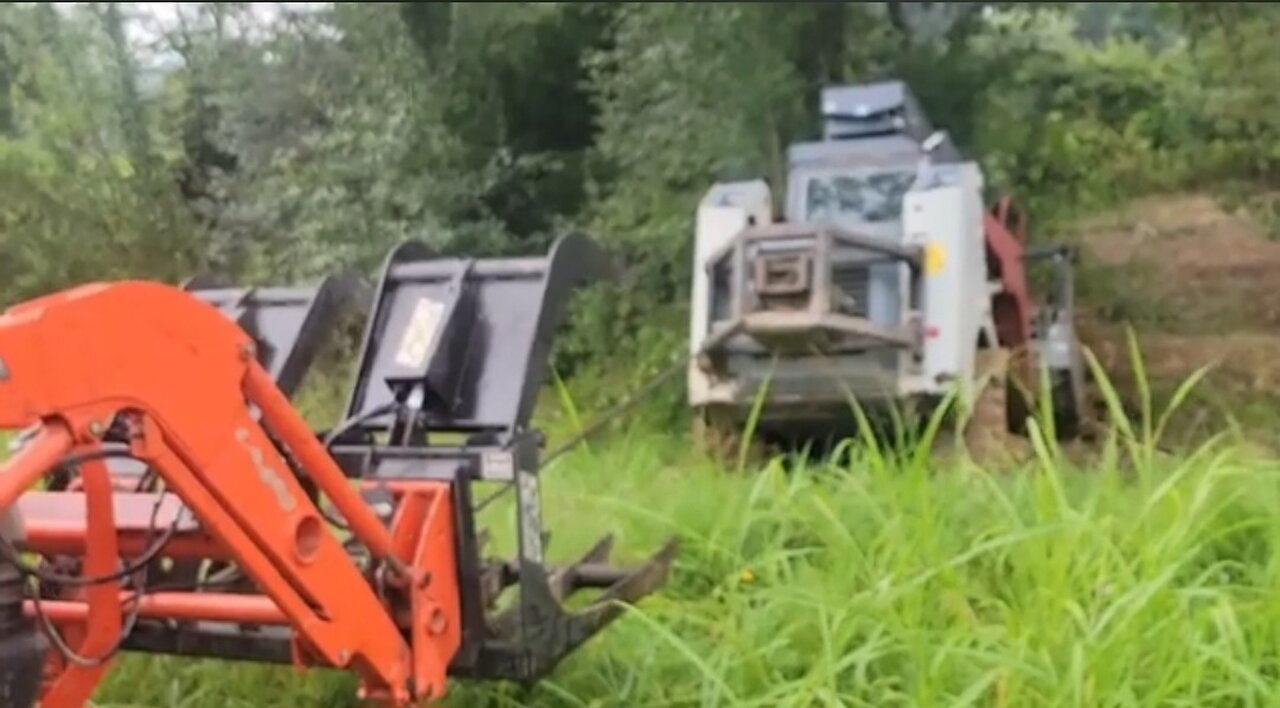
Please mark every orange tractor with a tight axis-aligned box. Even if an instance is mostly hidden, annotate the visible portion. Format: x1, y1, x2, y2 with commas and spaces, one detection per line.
0, 235, 676, 707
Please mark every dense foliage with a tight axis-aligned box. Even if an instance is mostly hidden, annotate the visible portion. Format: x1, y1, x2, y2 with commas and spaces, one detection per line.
1, 2, 1277, 381
6, 5, 1280, 707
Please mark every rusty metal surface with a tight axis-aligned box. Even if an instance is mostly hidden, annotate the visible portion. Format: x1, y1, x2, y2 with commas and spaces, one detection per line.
704, 310, 919, 355
699, 219, 923, 364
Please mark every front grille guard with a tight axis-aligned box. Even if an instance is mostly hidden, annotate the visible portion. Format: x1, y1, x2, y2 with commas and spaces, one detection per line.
701, 222, 925, 359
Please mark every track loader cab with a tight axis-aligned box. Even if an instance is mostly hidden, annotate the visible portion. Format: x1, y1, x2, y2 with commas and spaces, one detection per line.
792, 80, 961, 228
783, 82, 963, 351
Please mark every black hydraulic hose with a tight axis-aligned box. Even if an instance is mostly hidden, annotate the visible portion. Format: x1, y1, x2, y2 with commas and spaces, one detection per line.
0, 446, 182, 587
312, 401, 403, 531
542, 349, 691, 466
0, 446, 179, 672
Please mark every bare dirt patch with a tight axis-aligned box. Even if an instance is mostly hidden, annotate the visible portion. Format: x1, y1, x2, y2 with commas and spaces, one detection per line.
1075, 193, 1280, 330
1069, 193, 1280, 446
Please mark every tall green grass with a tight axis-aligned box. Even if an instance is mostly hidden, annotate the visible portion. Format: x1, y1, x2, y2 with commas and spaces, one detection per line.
91, 345, 1280, 707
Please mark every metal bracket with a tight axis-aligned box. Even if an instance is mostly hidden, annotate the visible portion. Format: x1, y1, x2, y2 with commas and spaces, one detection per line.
701, 222, 924, 358
461, 535, 679, 684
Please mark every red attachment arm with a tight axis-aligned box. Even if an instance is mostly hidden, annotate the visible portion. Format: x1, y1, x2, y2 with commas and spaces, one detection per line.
983, 196, 1033, 349
0, 281, 461, 706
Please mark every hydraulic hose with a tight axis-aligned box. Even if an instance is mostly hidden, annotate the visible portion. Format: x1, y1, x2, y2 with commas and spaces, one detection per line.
0, 508, 41, 708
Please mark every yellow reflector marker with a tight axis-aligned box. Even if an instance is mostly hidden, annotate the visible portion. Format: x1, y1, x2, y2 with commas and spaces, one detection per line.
924, 242, 946, 274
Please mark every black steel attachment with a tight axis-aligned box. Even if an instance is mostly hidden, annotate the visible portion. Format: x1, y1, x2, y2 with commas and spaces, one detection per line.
339, 233, 611, 445
461, 534, 679, 682
181, 273, 371, 397
326, 233, 678, 684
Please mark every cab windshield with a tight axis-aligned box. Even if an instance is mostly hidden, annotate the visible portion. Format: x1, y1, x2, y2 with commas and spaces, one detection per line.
804, 168, 917, 224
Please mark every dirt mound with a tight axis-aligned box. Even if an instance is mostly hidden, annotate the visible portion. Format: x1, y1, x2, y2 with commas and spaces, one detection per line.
1070, 193, 1280, 445
1076, 193, 1280, 330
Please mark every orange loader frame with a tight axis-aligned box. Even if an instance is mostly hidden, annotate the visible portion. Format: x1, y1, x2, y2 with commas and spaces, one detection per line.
0, 236, 676, 708
0, 282, 455, 705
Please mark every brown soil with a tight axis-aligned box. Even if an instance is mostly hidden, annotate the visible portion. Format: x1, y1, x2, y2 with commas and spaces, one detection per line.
1069, 192, 1280, 447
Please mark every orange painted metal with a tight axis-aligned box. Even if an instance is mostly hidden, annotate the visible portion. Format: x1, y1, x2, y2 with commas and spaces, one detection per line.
39, 456, 123, 707
391, 483, 461, 700
0, 424, 73, 509
0, 281, 463, 707
18, 491, 227, 560
30, 592, 289, 626
19, 532, 227, 561
243, 363, 408, 577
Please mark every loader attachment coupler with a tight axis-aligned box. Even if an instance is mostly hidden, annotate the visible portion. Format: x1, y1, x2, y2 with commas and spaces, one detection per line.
0, 235, 675, 708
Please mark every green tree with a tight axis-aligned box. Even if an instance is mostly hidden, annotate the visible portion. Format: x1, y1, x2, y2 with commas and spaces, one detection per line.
0, 3, 199, 300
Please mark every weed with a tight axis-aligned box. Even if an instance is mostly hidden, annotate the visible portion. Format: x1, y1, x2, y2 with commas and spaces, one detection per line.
85, 347, 1280, 707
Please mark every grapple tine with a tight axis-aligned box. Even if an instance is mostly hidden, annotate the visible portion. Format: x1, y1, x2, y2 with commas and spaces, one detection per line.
544, 534, 616, 602
487, 535, 679, 674
567, 537, 680, 630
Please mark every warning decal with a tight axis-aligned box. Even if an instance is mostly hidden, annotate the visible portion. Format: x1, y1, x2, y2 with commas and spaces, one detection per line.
395, 297, 445, 369
924, 242, 946, 275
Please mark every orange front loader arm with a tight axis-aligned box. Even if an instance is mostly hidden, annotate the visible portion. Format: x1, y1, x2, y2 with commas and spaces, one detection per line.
0, 237, 677, 708
0, 281, 459, 705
